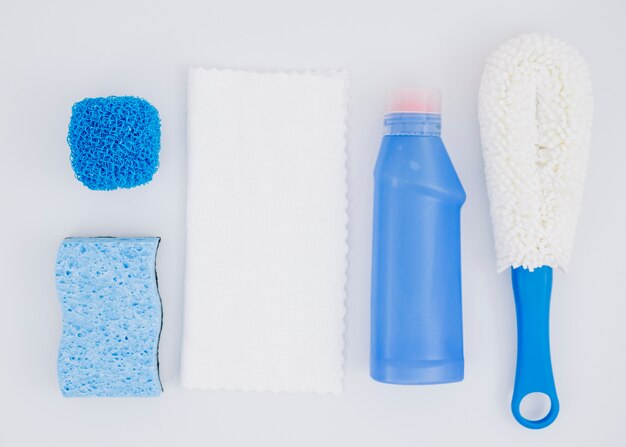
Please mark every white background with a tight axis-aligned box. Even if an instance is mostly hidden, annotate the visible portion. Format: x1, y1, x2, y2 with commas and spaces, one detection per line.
1, 0, 625, 445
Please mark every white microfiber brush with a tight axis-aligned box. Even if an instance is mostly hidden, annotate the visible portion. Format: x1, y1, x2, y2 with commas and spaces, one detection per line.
479, 33, 592, 429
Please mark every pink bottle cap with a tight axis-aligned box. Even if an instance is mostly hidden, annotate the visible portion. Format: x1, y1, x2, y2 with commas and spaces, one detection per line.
387, 87, 442, 114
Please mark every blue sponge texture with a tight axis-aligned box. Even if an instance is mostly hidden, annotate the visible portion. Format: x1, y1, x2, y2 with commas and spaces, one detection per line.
67, 96, 161, 190
56, 238, 162, 397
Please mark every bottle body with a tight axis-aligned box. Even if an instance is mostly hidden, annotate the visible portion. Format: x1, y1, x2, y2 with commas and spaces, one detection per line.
370, 113, 466, 384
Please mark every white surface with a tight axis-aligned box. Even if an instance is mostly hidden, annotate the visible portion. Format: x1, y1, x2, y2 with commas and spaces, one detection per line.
0, 0, 624, 445
182, 68, 347, 393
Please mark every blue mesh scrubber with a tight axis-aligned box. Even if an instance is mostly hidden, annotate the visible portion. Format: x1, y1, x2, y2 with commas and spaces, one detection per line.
67, 96, 161, 190
56, 237, 162, 397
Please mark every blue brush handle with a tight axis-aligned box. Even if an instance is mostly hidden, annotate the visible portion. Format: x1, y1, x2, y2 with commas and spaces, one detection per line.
510, 266, 560, 429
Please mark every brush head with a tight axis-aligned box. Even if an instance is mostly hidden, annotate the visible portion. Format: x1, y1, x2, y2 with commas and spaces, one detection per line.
478, 34, 593, 272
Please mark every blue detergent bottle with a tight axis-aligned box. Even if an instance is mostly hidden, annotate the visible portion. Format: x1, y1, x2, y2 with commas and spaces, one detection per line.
370, 88, 466, 384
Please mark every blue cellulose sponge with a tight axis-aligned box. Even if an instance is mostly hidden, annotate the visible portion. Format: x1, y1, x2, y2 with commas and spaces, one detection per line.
67, 96, 161, 190
56, 237, 162, 397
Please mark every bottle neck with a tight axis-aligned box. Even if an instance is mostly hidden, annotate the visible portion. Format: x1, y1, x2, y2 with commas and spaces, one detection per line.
384, 112, 441, 136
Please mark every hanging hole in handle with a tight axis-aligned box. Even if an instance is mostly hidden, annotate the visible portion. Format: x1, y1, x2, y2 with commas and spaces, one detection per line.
519, 392, 551, 421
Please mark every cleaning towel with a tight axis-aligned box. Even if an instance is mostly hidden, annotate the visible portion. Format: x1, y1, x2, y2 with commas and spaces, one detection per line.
181, 68, 348, 394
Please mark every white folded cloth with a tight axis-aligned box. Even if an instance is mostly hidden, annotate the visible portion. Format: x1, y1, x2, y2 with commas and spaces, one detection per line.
181, 68, 348, 393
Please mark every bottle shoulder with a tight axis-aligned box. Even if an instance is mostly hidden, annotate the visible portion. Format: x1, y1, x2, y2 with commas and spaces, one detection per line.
374, 135, 466, 204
